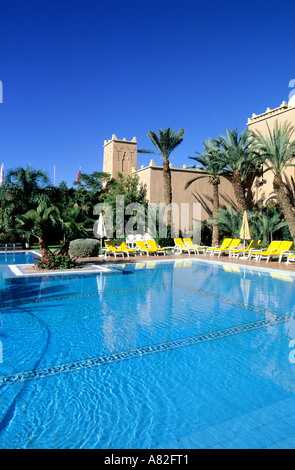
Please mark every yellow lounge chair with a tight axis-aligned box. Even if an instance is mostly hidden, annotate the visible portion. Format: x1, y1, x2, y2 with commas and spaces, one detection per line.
229, 240, 261, 259
174, 238, 197, 255
146, 239, 167, 255
117, 241, 141, 256
286, 253, 295, 265
104, 240, 127, 258
206, 238, 232, 256
212, 239, 241, 257
265, 240, 293, 263
183, 238, 207, 254
248, 241, 282, 262
135, 240, 163, 256
271, 241, 293, 262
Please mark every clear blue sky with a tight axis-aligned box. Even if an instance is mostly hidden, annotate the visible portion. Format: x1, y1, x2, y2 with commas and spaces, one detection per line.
1, 0, 294, 187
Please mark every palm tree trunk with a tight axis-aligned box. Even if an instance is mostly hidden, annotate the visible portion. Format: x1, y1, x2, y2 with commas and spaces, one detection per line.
59, 237, 70, 255
273, 176, 295, 242
212, 182, 219, 246
163, 158, 172, 227
232, 170, 247, 212
38, 237, 50, 262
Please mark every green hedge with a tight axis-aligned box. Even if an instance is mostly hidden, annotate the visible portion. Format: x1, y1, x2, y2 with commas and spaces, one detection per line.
69, 238, 100, 258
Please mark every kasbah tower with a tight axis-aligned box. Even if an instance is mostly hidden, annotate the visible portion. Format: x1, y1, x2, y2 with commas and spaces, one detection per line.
102, 97, 295, 233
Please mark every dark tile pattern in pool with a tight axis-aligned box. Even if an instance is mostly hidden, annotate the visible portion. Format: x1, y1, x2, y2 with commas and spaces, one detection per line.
0, 283, 173, 308
0, 281, 280, 318
0, 312, 293, 386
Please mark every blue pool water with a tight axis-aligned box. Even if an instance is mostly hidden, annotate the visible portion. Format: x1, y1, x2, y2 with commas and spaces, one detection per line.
0, 259, 295, 449
0, 252, 37, 265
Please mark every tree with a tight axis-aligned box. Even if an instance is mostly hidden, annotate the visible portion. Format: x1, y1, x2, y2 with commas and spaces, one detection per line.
185, 138, 227, 246
73, 171, 110, 210
139, 127, 185, 226
99, 172, 148, 238
15, 203, 59, 261
0, 165, 51, 230
217, 128, 259, 211
1, 165, 51, 212
250, 120, 295, 242
57, 205, 93, 254
208, 205, 242, 239
248, 207, 287, 244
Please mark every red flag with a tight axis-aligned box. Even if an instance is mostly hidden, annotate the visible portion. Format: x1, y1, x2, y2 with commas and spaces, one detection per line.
77, 167, 81, 184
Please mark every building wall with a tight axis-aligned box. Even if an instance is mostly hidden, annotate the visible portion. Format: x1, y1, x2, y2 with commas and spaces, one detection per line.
247, 102, 295, 204
133, 164, 237, 224
103, 135, 138, 177
102, 135, 238, 227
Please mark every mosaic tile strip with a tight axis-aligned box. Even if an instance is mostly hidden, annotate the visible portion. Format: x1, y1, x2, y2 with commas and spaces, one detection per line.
0, 283, 173, 309
1, 281, 274, 319
0, 313, 293, 386
174, 283, 273, 316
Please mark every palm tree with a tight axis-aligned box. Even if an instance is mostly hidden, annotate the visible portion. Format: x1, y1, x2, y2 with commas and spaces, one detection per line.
139, 127, 185, 226
248, 208, 287, 244
250, 120, 295, 241
57, 205, 92, 254
208, 205, 242, 239
3, 165, 51, 212
15, 203, 59, 261
185, 139, 227, 246
217, 128, 259, 211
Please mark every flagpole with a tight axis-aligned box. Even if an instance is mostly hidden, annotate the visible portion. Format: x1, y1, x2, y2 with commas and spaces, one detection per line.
53, 165, 56, 186
0, 163, 4, 186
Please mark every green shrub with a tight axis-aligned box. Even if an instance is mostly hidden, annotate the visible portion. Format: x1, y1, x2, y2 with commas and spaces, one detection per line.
69, 238, 100, 258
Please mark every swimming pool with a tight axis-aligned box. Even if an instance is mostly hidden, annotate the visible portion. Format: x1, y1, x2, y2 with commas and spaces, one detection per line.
0, 252, 37, 265
0, 259, 295, 448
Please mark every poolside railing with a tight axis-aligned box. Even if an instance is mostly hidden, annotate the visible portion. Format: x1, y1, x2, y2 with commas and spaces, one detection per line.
0, 243, 22, 253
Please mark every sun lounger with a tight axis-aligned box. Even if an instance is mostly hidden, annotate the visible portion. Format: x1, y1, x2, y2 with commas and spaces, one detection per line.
206, 238, 232, 256
248, 241, 282, 262
183, 238, 207, 254
271, 241, 293, 262
286, 253, 295, 265
211, 239, 241, 257
174, 238, 197, 255
249, 241, 292, 262
146, 239, 167, 255
229, 240, 261, 258
135, 240, 165, 256
104, 241, 128, 258
117, 241, 141, 256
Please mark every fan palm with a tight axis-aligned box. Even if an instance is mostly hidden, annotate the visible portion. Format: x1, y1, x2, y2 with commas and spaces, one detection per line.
208, 205, 242, 239
15, 202, 59, 261
0, 165, 51, 216
250, 120, 295, 241
57, 206, 92, 254
185, 139, 227, 245
139, 127, 185, 226
217, 128, 259, 211
248, 208, 287, 244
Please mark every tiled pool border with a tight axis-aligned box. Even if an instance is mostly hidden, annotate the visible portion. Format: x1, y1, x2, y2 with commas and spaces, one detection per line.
4, 255, 295, 280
